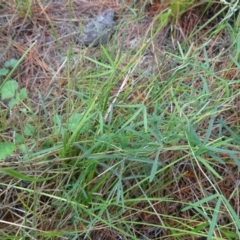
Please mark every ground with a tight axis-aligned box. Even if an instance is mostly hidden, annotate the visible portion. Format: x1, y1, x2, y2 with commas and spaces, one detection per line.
0, 0, 239, 239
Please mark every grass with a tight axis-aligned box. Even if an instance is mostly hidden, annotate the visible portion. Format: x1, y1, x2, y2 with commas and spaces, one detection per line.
0, 0, 240, 239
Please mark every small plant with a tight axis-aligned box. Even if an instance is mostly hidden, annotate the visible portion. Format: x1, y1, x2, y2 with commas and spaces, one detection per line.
0, 142, 16, 161
0, 58, 26, 161
0, 58, 27, 109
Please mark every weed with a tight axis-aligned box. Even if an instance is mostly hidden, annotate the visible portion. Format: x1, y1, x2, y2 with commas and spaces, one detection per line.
0, 1, 239, 239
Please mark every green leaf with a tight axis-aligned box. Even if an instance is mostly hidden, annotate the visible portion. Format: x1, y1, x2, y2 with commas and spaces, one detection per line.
156, 8, 171, 28
53, 114, 64, 136
24, 123, 35, 137
19, 144, 28, 153
207, 197, 221, 240
0, 80, 18, 100
197, 156, 222, 180
0, 68, 9, 76
4, 58, 18, 68
182, 194, 219, 211
0, 142, 16, 160
15, 134, 24, 144
8, 98, 19, 109
149, 148, 161, 183
67, 112, 82, 132
8, 88, 27, 108
18, 88, 27, 100
67, 112, 93, 133
0, 168, 57, 182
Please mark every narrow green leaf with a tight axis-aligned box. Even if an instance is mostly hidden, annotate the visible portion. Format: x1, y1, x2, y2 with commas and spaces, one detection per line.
204, 107, 217, 144
197, 156, 222, 180
149, 148, 161, 183
84, 56, 113, 69
182, 194, 219, 211
221, 195, 240, 231
207, 197, 221, 240
229, 153, 240, 169
0, 168, 57, 182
